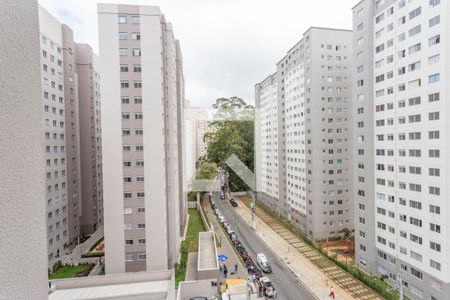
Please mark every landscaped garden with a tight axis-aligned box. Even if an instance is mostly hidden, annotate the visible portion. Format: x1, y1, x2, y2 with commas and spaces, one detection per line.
49, 261, 94, 280
174, 208, 206, 287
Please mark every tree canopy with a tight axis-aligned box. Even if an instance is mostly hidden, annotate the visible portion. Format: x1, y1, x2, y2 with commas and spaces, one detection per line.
196, 162, 218, 180
202, 97, 254, 191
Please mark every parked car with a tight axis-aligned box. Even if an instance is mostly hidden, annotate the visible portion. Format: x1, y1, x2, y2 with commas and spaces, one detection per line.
259, 277, 276, 297
257, 253, 272, 273
189, 297, 208, 300
230, 232, 238, 241
229, 199, 238, 207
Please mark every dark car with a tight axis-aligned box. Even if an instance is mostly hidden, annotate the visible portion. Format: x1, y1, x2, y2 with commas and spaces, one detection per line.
189, 297, 208, 300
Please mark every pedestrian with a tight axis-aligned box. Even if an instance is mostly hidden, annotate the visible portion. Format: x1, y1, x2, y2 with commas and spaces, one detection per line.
223, 264, 228, 278
329, 286, 335, 299
234, 262, 238, 273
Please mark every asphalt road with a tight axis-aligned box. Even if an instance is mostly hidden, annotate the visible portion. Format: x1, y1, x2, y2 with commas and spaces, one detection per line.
212, 179, 315, 299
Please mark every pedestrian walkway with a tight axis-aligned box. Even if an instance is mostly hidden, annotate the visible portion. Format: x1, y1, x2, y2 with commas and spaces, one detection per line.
234, 200, 384, 300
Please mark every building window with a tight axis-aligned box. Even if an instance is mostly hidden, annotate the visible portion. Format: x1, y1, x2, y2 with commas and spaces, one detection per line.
120, 64, 128, 72
131, 16, 140, 24
134, 81, 142, 88
131, 32, 141, 40
430, 241, 441, 252
429, 73, 440, 84
429, 35, 440, 46
429, 92, 440, 102
118, 16, 127, 24
119, 48, 128, 56
134, 97, 143, 104
429, 0, 440, 7
119, 32, 127, 40
133, 65, 142, 72
121, 81, 129, 88
409, 6, 421, 20
429, 15, 440, 27
125, 254, 134, 262
132, 48, 141, 56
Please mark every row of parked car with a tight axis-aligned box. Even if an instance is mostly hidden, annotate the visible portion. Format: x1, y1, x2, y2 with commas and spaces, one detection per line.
209, 191, 276, 298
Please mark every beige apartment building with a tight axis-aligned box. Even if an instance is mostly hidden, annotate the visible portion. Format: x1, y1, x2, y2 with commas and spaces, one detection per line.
98, 3, 187, 274
256, 27, 354, 242
77, 45, 104, 234
39, 6, 104, 267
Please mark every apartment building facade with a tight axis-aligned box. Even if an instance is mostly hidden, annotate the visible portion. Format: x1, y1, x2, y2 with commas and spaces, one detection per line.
256, 27, 354, 242
77, 45, 104, 234
39, 7, 75, 266
255, 73, 279, 213
39, 6, 104, 267
353, 0, 450, 299
98, 3, 186, 274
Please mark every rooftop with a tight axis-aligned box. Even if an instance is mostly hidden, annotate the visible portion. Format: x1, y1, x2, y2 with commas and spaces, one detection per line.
198, 231, 219, 271
49, 270, 175, 300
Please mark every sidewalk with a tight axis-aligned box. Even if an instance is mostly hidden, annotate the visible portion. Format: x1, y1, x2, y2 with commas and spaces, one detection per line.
234, 200, 383, 300
203, 199, 247, 282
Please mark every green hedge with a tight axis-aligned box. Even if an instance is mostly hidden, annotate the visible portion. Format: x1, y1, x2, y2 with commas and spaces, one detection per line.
81, 252, 104, 258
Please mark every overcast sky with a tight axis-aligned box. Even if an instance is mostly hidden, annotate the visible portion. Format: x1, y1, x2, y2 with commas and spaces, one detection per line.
38, 0, 355, 108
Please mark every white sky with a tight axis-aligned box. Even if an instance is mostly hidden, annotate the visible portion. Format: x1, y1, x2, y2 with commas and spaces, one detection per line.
38, 0, 356, 108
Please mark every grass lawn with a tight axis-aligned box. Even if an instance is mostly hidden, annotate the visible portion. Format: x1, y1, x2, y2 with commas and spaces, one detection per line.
49, 264, 93, 280
175, 208, 206, 287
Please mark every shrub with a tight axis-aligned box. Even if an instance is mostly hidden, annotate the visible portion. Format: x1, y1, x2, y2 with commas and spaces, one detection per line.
81, 252, 104, 258
52, 260, 63, 273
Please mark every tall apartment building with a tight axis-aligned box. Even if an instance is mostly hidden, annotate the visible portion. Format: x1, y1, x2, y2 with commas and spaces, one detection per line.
98, 3, 186, 274
39, 7, 76, 266
353, 0, 450, 299
195, 113, 210, 161
77, 45, 104, 234
1, 0, 48, 297
39, 6, 103, 267
255, 27, 354, 242
255, 73, 279, 213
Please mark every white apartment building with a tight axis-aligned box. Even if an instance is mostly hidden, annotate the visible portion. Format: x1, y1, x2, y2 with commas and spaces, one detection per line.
353, 0, 450, 299
98, 3, 186, 274
255, 73, 279, 212
256, 27, 354, 242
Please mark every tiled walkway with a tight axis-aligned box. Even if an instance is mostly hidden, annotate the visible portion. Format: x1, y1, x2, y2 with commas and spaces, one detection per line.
254, 206, 383, 300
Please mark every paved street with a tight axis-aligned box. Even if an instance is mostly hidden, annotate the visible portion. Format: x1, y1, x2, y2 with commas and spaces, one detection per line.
212, 189, 316, 300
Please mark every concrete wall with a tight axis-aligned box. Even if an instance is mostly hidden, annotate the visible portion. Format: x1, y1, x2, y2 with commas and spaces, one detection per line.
0, 0, 48, 298
98, 3, 126, 275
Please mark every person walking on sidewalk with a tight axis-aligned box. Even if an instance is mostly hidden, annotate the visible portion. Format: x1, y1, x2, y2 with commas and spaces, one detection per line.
234, 263, 238, 274
223, 264, 228, 278
329, 286, 335, 299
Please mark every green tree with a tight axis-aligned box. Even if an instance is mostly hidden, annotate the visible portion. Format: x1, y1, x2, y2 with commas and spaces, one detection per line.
204, 97, 254, 191
196, 162, 218, 180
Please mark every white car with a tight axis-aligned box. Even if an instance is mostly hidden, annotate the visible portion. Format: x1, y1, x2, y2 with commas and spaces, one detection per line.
259, 277, 276, 297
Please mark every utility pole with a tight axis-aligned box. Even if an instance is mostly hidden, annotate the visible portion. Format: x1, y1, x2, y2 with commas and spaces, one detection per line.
250, 192, 256, 231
